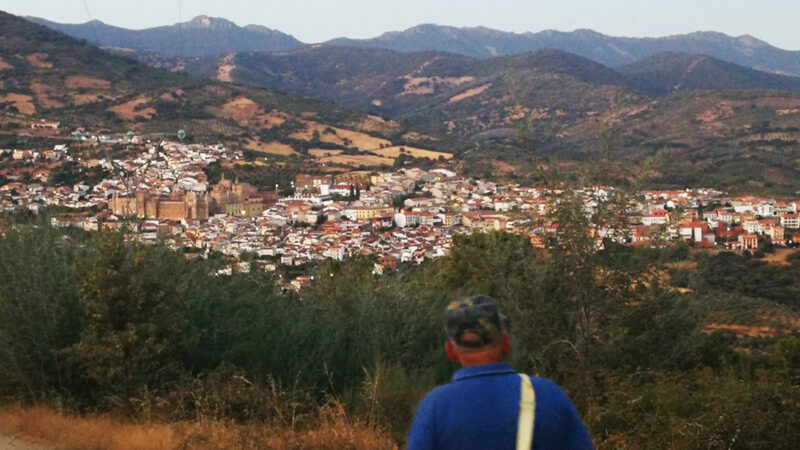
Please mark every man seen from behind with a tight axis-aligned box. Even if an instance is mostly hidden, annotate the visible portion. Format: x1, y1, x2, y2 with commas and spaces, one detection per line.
407, 295, 593, 449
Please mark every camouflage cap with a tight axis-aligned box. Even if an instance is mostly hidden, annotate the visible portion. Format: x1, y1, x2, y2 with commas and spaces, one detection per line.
444, 295, 505, 348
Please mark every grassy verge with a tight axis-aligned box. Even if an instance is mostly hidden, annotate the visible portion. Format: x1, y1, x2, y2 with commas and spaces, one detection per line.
0, 405, 398, 449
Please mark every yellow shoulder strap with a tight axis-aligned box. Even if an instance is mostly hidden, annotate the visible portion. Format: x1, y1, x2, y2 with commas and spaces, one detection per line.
517, 374, 536, 450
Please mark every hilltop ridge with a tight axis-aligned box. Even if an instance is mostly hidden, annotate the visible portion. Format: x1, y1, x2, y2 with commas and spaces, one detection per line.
25, 16, 800, 76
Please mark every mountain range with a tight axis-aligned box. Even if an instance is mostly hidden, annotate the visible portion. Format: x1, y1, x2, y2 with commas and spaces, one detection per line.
5, 11, 800, 194
27, 16, 800, 77
198, 46, 800, 123
27, 16, 304, 57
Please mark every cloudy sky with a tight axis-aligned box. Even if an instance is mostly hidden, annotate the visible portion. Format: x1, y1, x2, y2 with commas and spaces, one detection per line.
3, 0, 799, 50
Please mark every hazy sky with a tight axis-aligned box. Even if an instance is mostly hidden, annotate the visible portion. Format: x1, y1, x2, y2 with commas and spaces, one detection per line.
3, 0, 799, 50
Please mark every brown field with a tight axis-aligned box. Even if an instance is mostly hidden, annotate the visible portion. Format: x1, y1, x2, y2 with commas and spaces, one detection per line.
25, 53, 52, 68
449, 84, 491, 103
65, 76, 111, 91
220, 96, 260, 120
218, 98, 286, 129
1, 93, 36, 115
73, 94, 102, 106
309, 148, 343, 157
108, 97, 156, 121
0, 406, 397, 450
290, 122, 391, 151
0, 57, 12, 71
371, 146, 452, 160
321, 154, 395, 167
244, 138, 298, 156
29, 81, 63, 109
254, 112, 288, 129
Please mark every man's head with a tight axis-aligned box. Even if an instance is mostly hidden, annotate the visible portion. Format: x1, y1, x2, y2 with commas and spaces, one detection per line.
443, 295, 510, 366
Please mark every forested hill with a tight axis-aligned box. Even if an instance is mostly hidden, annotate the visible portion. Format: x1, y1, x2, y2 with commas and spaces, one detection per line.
0, 11, 413, 151
619, 52, 800, 95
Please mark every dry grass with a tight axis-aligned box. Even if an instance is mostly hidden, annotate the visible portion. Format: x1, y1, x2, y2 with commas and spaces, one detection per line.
758, 249, 798, 266
73, 94, 102, 106
25, 53, 52, 69
704, 323, 779, 338
321, 154, 395, 167
290, 122, 391, 151
220, 97, 260, 121
29, 81, 64, 109
448, 84, 491, 103
65, 76, 111, 91
371, 146, 452, 160
400, 76, 474, 96
244, 139, 298, 156
0, 405, 397, 450
0, 57, 13, 71
356, 115, 402, 135
309, 149, 343, 157
108, 97, 156, 121
1, 93, 36, 115
218, 98, 287, 130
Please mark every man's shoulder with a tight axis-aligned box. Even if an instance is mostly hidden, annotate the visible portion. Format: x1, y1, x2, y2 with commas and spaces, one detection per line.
529, 376, 563, 394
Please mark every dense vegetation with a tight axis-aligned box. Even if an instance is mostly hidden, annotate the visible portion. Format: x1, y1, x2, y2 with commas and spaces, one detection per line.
1, 217, 799, 448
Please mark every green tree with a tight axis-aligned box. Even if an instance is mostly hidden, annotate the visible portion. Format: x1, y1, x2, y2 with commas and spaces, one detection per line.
63, 233, 196, 411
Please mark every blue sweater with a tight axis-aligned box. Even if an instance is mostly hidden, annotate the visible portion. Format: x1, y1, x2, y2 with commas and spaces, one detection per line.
407, 362, 593, 449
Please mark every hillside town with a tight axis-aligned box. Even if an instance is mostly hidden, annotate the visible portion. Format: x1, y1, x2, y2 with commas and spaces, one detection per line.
2, 140, 800, 288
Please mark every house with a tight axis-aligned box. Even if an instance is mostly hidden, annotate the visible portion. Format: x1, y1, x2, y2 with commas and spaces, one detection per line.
30, 120, 59, 130
679, 220, 708, 243
739, 234, 758, 250
404, 197, 433, 208
295, 174, 333, 194
781, 214, 800, 229
395, 211, 421, 228
642, 209, 669, 226
462, 211, 508, 231
770, 225, 786, 246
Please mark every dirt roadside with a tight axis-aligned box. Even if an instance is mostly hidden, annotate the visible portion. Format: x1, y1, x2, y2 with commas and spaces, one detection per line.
0, 434, 52, 450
